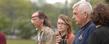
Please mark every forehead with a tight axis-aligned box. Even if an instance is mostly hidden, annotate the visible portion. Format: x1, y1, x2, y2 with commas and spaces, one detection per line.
58, 18, 65, 23
73, 7, 79, 13
32, 12, 39, 17
73, 6, 84, 15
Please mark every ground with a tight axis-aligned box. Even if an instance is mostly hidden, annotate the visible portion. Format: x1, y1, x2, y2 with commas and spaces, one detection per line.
7, 39, 35, 44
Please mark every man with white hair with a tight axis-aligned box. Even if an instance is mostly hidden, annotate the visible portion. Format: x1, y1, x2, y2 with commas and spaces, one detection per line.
72, 0, 96, 44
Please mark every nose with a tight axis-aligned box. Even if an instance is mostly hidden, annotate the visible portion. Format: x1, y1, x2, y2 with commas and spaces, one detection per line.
59, 24, 62, 27
72, 15, 75, 19
31, 19, 33, 23
57, 24, 62, 29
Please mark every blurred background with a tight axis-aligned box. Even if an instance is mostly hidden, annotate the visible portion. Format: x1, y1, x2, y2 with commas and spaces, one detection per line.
0, 0, 108, 44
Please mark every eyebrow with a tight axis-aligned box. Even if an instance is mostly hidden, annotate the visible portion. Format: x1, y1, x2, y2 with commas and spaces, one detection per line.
31, 16, 38, 18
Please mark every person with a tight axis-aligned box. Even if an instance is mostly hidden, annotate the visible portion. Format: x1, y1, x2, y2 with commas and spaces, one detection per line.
72, 0, 96, 44
0, 32, 6, 44
88, 3, 109, 44
56, 15, 75, 44
31, 11, 55, 44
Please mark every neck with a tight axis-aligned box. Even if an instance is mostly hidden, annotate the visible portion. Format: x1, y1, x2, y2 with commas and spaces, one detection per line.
80, 18, 90, 28
96, 25, 101, 28
38, 24, 44, 31
60, 31, 67, 37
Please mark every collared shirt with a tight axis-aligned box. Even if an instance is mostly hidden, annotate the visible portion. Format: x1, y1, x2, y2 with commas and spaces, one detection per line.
37, 31, 43, 44
73, 21, 96, 44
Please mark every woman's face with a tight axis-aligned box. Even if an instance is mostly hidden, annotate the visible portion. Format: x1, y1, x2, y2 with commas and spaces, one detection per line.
57, 18, 68, 32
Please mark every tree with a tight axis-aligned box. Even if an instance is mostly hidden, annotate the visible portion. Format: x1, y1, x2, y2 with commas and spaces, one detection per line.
0, 0, 35, 39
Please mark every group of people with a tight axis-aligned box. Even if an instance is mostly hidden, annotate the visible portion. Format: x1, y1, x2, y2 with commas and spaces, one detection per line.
0, 0, 109, 44
31, 11, 75, 44
31, 0, 109, 44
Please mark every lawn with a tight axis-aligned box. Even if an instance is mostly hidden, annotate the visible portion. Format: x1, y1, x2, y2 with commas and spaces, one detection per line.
7, 39, 36, 44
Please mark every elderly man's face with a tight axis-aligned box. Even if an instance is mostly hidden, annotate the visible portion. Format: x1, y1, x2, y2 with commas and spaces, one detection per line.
31, 12, 42, 28
72, 7, 86, 26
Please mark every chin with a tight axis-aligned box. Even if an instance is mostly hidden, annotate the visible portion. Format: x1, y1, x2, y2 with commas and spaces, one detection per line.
58, 29, 62, 32
35, 26, 38, 28
76, 22, 79, 24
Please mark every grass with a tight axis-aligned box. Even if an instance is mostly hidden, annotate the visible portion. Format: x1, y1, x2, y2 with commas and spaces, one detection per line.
7, 39, 36, 44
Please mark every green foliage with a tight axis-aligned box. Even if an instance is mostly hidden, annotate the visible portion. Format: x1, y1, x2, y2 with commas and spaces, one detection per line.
16, 19, 34, 39
0, 0, 34, 39
0, 13, 11, 30
90, 0, 105, 6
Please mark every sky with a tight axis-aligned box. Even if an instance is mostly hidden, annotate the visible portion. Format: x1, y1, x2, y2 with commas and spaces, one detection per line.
30, 0, 71, 4
46, 0, 66, 4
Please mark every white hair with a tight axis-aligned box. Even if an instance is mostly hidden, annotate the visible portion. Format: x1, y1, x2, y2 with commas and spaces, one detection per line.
72, 0, 92, 15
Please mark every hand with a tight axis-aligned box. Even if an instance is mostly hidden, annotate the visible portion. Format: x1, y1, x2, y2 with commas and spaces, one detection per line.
56, 43, 59, 44
55, 32, 62, 44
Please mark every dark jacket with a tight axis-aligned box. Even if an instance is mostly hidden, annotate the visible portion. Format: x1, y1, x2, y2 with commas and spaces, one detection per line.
73, 21, 96, 44
88, 25, 109, 44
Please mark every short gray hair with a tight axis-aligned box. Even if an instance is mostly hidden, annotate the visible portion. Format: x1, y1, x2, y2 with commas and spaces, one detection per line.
72, 0, 93, 15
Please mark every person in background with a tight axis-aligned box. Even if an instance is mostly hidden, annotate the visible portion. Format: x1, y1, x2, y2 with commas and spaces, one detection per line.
72, 0, 96, 44
0, 32, 6, 44
31, 11, 55, 44
88, 3, 109, 44
56, 15, 75, 44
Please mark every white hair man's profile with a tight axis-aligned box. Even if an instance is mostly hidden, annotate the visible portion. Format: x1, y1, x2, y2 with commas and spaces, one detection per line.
72, 0, 96, 44
72, 0, 92, 15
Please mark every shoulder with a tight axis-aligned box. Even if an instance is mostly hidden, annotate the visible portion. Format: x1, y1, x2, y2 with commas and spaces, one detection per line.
89, 26, 109, 43
95, 26, 109, 35
67, 33, 75, 40
84, 21, 96, 32
0, 32, 6, 40
70, 33, 75, 38
67, 33, 75, 44
89, 22, 96, 29
86, 22, 96, 32
90, 26, 109, 41
0, 32, 5, 37
45, 27, 54, 33
43, 26, 54, 35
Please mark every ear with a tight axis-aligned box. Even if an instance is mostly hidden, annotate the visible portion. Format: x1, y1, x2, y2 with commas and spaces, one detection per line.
40, 19, 44, 23
84, 12, 88, 18
31, 19, 33, 23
